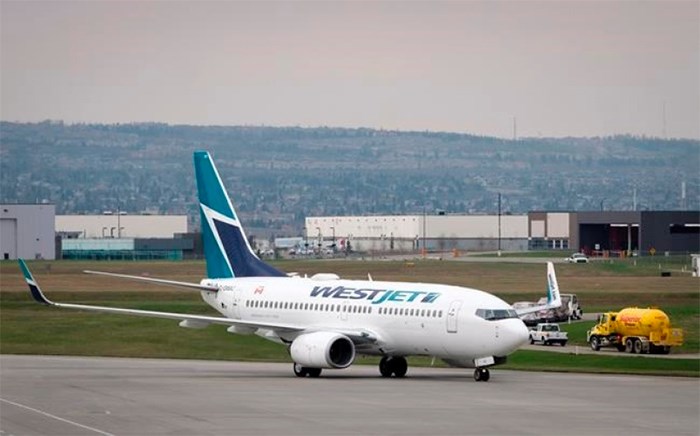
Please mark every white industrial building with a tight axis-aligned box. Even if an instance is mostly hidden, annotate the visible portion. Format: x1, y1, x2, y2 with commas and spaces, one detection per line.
56, 214, 188, 239
527, 212, 571, 250
305, 214, 530, 252
0, 204, 56, 260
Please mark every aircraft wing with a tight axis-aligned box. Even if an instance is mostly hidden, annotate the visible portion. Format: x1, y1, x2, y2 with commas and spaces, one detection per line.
513, 262, 562, 316
19, 259, 303, 333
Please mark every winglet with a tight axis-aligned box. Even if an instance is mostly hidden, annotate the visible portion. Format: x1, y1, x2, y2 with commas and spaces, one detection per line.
546, 262, 561, 308
18, 259, 53, 305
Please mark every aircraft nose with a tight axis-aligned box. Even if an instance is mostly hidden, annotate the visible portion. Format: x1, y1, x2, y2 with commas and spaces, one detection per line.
502, 319, 529, 351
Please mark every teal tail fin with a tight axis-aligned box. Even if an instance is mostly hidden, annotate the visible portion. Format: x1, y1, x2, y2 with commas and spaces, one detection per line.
193, 151, 285, 279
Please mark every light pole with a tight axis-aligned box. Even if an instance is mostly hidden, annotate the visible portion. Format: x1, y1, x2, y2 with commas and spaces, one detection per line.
316, 227, 321, 253
498, 192, 502, 256
330, 226, 336, 251
422, 205, 427, 257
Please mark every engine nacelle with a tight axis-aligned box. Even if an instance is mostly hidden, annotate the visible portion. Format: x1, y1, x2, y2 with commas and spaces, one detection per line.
290, 331, 355, 369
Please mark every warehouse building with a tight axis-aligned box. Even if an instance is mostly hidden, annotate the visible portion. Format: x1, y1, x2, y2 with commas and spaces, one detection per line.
307, 210, 699, 256
56, 214, 187, 239
305, 214, 529, 253
56, 214, 191, 260
0, 204, 56, 260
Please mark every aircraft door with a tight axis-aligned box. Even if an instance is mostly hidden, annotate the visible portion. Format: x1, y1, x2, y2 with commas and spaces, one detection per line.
446, 300, 462, 333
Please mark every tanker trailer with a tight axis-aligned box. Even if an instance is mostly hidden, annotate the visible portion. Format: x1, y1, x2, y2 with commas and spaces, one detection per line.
587, 307, 684, 354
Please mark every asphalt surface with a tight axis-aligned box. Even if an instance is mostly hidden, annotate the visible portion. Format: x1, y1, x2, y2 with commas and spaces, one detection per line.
1, 355, 698, 436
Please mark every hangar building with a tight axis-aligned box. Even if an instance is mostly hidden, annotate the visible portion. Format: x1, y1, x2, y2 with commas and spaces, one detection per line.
0, 204, 56, 260
570, 211, 699, 255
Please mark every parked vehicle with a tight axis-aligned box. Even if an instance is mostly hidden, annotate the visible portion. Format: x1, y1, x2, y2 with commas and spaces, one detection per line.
529, 323, 568, 346
587, 307, 684, 354
566, 253, 589, 263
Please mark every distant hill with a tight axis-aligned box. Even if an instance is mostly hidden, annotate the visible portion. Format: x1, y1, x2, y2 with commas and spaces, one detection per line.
1, 121, 698, 235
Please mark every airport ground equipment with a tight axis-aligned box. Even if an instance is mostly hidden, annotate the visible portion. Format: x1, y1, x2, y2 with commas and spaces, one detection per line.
587, 307, 683, 354
529, 293, 582, 324
528, 323, 568, 346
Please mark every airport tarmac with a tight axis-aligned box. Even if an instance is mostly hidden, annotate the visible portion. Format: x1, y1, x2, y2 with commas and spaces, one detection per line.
1, 355, 698, 436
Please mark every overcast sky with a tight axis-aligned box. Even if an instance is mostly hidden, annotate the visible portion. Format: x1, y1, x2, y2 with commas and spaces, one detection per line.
1, 1, 698, 139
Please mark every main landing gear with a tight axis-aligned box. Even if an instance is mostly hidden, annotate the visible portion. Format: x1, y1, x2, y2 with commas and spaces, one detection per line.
473, 367, 490, 382
293, 363, 322, 378
379, 356, 408, 378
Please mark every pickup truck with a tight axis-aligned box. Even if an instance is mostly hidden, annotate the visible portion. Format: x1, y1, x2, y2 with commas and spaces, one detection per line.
528, 323, 568, 346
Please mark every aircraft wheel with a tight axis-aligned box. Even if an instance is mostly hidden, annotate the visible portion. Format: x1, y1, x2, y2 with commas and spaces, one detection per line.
474, 368, 489, 382
392, 357, 408, 378
308, 368, 322, 378
293, 363, 308, 377
379, 357, 392, 377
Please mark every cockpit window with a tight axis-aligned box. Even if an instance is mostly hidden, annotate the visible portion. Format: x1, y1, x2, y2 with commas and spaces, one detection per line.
475, 308, 518, 321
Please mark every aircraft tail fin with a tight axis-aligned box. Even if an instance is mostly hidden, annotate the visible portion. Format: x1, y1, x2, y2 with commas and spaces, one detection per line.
193, 151, 285, 279
545, 262, 561, 308
513, 262, 562, 316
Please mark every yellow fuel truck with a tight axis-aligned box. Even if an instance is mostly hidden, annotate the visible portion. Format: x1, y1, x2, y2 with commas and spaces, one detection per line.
587, 307, 683, 354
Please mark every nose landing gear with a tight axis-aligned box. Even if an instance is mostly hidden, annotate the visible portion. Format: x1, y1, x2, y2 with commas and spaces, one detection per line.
473, 367, 490, 382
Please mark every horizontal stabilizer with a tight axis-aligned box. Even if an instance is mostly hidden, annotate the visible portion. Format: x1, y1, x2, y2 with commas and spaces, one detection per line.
84, 270, 219, 292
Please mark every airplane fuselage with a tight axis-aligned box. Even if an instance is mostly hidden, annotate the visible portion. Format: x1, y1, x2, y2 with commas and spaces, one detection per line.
200, 276, 529, 366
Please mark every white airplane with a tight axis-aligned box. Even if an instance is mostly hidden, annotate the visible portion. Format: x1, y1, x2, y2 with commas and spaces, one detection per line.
19, 151, 561, 382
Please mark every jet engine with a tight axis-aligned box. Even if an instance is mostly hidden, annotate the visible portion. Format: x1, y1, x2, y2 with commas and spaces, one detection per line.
290, 331, 355, 369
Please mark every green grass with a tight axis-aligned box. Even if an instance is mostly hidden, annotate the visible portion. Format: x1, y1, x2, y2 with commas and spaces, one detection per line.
502, 350, 699, 377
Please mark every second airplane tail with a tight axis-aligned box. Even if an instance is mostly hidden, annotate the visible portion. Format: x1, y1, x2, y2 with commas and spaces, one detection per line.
193, 151, 285, 279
